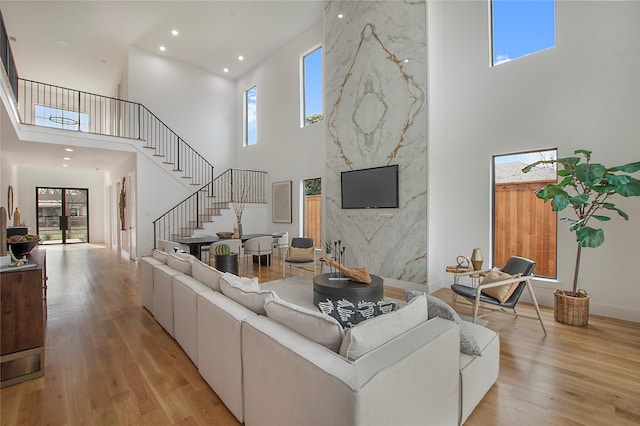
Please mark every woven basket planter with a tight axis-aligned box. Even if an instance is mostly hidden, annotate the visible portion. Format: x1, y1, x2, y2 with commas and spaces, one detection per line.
554, 289, 589, 326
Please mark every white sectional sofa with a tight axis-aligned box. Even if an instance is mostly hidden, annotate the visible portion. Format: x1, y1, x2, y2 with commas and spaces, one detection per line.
140, 249, 499, 425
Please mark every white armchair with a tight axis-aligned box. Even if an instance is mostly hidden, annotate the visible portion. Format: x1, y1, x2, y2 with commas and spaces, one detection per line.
243, 236, 273, 275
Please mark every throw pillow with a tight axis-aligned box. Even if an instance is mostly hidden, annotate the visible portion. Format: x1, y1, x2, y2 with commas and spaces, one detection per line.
317, 299, 397, 329
339, 294, 429, 361
288, 246, 313, 261
167, 253, 193, 276
403, 290, 483, 357
264, 297, 345, 352
192, 259, 222, 292
152, 249, 168, 263
220, 273, 276, 315
479, 267, 522, 303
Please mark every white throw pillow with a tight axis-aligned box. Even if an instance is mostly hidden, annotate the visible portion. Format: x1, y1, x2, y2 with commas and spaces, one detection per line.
221, 272, 259, 290
264, 296, 345, 353
192, 259, 222, 291
152, 249, 168, 263
339, 294, 429, 361
167, 253, 193, 275
220, 273, 276, 315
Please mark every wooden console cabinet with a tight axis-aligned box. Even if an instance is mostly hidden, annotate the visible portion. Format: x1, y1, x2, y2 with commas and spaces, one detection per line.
0, 249, 46, 388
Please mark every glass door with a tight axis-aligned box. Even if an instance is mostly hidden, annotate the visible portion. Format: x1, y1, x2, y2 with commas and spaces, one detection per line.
36, 187, 89, 244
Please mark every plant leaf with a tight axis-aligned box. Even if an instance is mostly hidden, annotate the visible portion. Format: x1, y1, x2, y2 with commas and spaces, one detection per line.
576, 227, 604, 248
599, 203, 629, 220
551, 194, 570, 211
609, 161, 640, 173
574, 149, 592, 158
575, 163, 606, 187
592, 215, 611, 221
616, 178, 640, 197
569, 194, 589, 207
606, 174, 633, 186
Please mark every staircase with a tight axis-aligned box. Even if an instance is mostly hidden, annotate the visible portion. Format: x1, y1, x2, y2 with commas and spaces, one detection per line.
9, 78, 267, 246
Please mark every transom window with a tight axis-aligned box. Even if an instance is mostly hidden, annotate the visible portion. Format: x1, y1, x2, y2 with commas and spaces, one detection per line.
491, 0, 556, 66
301, 46, 322, 127
245, 86, 257, 146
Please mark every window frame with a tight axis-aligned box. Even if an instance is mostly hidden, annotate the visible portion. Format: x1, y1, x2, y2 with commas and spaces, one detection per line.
489, 0, 556, 67
244, 85, 257, 146
300, 45, 323, 128
491, 148, 558, 279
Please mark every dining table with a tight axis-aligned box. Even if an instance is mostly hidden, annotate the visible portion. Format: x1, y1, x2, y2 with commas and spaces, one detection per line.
171, 234, 278, 261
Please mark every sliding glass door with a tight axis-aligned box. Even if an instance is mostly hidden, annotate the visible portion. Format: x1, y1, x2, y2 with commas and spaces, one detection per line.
36, 187, 89, 244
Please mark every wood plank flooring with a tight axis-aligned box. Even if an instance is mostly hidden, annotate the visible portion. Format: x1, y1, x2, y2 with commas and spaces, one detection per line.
1, 244, 638, 425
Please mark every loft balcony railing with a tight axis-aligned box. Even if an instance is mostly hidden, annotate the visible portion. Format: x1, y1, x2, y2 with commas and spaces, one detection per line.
0, 9, 18, 100
153, 168, 267, 245
15, 78, 214, 187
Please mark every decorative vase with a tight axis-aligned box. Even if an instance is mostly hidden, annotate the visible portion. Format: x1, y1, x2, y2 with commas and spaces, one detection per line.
470, 248, 483, 270
236, 222, 243, 237
13, 207, 21, 227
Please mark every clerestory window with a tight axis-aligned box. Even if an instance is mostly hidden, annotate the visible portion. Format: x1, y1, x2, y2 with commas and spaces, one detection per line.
301, 46, 323, 127
245, 86, 257, 146
490, 0, 556, 66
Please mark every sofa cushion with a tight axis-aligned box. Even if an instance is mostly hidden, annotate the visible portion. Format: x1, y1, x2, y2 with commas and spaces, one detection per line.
192, 259, 222, 291
339, 294, 429, 361
220, 272, 277, 315
317, 299, 397, 329
480, 267, 522, 303
404, 290, 482, 356
264, 296, 345, 352
152, 249, 168, 263
167, 253, 193, 276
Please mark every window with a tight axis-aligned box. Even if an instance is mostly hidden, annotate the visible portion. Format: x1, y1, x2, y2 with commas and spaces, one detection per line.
245, 86, 257, 146
491, 0, 555, 66
301, 47, 322, 127
493, 149, 557, 278
34, 105, 89, 132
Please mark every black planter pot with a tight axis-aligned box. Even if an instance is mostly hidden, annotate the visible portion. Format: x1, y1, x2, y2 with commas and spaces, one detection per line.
215, 253, 238, 275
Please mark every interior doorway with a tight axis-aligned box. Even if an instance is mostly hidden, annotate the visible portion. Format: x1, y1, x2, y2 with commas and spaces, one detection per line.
36, 187, 89, 244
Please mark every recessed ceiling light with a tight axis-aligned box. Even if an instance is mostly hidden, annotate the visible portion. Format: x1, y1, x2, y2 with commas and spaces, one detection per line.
171, 30, 179, 36
238, 55, 244, 61
404, 59, 409, 63
62, 164, 69, 168
338, 13, 344, 19
63, 157, 71, 161
159, 46, 166, 52
64, 148, 74, 152
223, 68, 229, 73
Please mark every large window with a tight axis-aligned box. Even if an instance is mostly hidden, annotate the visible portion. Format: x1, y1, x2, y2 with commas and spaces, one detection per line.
34, 105, 89, 132
493, 149, 557, 278
301, 47, 322, 127
245, 86, 257, 146
491, 0, 556, 66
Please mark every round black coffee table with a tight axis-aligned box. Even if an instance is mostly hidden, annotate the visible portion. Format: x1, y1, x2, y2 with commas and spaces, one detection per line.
313, 273, 384, 306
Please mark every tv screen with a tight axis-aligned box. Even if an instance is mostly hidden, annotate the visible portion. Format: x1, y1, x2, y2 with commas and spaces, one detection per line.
341, 165, 399, 209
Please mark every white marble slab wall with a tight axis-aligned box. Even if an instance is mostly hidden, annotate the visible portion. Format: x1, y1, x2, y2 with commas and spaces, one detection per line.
325, 1, 428, 284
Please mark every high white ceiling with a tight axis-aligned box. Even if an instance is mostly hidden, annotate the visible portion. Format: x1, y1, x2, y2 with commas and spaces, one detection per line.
1, 0, 324, 94
0, 0, 325, 171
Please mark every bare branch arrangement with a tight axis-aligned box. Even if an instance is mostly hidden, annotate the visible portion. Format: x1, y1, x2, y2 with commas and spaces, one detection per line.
232, 178, 250, 223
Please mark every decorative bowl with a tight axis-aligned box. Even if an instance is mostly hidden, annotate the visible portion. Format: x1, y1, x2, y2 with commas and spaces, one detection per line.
216, 232, 234, 239
8, 238, 41, 258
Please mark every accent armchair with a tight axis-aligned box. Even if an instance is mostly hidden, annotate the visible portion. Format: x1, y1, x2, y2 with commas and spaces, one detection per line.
451, 256, 546, 334
282, 237, 316, 279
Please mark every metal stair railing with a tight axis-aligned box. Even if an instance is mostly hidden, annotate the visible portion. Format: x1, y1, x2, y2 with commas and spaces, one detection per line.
153, 169, 267, 246
16, 78, 214, 187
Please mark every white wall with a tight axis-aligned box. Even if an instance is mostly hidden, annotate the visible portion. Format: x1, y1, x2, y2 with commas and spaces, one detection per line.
427, 1, 640, 321
126, 47, 236, 174
234, 21, 325, 239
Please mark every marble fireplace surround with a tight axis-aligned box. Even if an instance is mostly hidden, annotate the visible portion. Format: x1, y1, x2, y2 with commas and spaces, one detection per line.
325, 1, 428, 284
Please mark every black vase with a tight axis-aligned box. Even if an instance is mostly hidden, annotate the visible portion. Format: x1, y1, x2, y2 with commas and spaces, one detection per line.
216, 253, 238, 275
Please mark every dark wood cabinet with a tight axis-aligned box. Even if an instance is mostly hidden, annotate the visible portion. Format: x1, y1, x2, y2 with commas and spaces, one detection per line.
1, 249, 46, 388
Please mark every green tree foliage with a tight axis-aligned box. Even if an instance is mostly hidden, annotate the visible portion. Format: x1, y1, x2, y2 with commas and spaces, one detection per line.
305, 113, 323, 126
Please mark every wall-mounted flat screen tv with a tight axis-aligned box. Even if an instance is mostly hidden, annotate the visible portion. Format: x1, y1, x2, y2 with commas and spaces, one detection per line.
341, 165, 399, 209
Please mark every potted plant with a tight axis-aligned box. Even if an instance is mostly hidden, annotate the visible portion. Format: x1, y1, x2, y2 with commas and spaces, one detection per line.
523, 149, 640, 325
214, 244, 238, 275
323, 238, 333, 258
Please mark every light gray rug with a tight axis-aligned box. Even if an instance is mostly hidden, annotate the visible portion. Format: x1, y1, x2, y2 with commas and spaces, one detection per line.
459, 314, 488, 326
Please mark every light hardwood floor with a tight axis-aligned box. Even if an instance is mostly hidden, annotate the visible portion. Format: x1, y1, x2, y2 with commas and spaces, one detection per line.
1, 244, 639, 425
